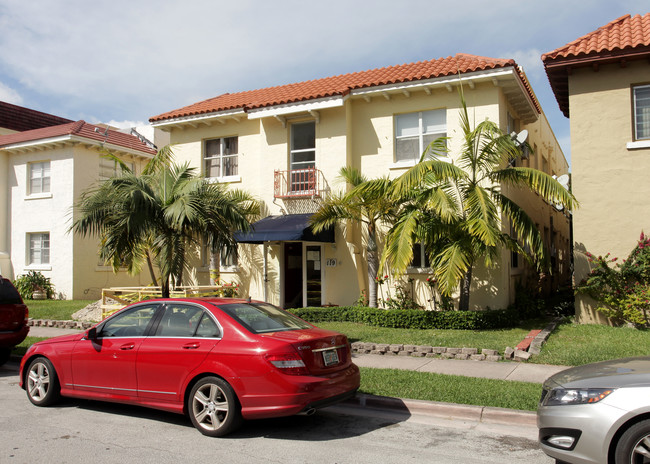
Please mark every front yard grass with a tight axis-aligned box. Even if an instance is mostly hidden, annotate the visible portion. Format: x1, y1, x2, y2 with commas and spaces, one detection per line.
316, 320, 544, 354
360, 367, 540, 411
531, 320, 650, 366
26, 299, 92, 321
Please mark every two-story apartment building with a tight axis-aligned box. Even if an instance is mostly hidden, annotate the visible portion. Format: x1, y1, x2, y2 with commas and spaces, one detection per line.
151, 53, 571, 310
543, 13, 650, 323
0, 102, 158, 299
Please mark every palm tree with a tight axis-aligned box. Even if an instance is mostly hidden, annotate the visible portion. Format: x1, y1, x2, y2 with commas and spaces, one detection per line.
382, 96, 577, 310
71, 147, 258, 297
310, 167, 396, 307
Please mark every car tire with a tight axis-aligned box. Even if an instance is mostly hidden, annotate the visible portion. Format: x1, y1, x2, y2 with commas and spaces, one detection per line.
188, 376, 242, 437
0, 347, 10, 366
615, 419, 650, 463
25, 357, 61, 407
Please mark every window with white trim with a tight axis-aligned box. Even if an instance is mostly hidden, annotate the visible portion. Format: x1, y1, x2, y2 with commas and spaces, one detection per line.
204, 137, 239, 179
99, 158, 134, 180
634, 85, 650, 140
290, 122, 316, 192
409, 242, 431, 269
395, 109, 446, 163
29, 161, 50, 194
28, 233, 50, 266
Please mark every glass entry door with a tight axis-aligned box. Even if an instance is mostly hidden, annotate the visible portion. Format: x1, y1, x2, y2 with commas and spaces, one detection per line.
282, 243, 322, 308
305, 245, 322, 307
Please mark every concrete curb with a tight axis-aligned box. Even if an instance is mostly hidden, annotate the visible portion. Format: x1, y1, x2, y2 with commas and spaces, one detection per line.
342, 393, 536, 426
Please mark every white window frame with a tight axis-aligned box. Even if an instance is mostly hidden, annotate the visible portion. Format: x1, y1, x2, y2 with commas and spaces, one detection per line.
407, 242, 431, 272
99, 158, 134, 181
204, 136, 240, 182
394, 109, 446, 168
289, 121, 316, 193
631, 85, 650, 147
27, 232, 51, 269
28, 161, 51, 198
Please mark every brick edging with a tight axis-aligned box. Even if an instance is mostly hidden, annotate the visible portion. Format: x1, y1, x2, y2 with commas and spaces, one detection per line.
351, 342, 502, 362
28, 319, 93, 330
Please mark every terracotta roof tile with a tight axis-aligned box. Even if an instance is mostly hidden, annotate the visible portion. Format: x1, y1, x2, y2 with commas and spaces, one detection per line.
150, 53, 536, 122
542, 14, 650, 61
542, 14, 650, 118
0, 120, 157, 156
0, 100, 72, 132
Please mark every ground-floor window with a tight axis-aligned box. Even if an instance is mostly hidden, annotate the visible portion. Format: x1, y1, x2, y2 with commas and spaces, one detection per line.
28, 232, 50, 266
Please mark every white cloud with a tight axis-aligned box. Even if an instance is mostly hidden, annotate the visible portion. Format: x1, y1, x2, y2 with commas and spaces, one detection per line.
0, 81, 23, 105
105, 120, 147, 130
507, 49, 545, 80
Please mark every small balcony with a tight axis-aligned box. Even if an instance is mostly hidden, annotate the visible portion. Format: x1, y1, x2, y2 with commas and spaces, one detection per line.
274, 167, 324, 199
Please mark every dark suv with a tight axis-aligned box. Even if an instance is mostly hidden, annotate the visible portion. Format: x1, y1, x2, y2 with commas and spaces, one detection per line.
0, 276, 29, 365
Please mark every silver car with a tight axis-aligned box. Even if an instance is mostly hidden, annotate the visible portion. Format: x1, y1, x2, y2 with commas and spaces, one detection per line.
538, 357, 650, 463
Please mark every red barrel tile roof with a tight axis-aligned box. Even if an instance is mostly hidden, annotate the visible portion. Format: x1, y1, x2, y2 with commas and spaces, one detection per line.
543, 14, 650, 62
543, 14, 650, 117
0, 100, 72, 132
150, 53, 537, 122
0, 120, 158, 156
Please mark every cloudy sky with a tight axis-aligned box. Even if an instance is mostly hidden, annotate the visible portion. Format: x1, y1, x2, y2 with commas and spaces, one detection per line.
0, 0, 647, 163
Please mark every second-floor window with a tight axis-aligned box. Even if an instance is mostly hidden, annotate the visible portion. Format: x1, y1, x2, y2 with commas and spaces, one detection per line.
290, 122, 315, 192
634, 85, 650, 140
29, 161, 50, 194
205, 137, 238, 179
99, 158, 134, 180
395, 109, 446, 163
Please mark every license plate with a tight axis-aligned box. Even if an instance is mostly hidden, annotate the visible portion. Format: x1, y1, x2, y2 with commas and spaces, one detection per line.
322, 349, 339, 366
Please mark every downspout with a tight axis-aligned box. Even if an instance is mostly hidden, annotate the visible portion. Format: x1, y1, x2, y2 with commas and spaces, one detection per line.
263, 242, 268, 302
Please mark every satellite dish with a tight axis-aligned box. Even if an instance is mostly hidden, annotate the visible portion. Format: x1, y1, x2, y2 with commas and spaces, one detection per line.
515, 129, 528, 145
557, 174, 570, 189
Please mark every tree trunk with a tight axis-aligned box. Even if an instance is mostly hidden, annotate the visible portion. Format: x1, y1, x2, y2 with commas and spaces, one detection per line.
367, 223, 378, 308
458, 267, 472, 311
161, 276, 170, 298
146, 252, 158, 287
209, 248, 220, 286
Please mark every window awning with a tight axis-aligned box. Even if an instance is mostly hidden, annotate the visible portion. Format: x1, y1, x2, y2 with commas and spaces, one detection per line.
234, 213, 334, 244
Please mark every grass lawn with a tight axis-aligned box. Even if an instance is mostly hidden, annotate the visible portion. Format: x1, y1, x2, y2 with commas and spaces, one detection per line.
531, 320, 650, 366
360, 367, 541, 411
315, 320, 544, 354
26, 299, 92, 321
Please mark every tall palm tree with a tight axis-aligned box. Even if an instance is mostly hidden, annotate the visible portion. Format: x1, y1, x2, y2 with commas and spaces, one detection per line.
383, 96, 577, 310
310, 167, 396, 307
71, 147, 258, 297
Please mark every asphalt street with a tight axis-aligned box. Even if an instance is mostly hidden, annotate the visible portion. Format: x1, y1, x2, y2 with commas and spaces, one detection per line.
1, 359, 552, 464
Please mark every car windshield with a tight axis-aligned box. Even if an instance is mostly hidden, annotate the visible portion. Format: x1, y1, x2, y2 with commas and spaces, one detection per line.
218, 303, 312, 334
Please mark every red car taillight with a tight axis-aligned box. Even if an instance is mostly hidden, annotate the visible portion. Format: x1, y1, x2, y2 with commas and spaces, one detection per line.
266, 353, 310, 376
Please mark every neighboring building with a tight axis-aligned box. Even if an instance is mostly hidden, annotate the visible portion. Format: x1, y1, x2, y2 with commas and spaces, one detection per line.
543, 13, 650, 323
150, 53, 571, 310
0, 104, 158, 299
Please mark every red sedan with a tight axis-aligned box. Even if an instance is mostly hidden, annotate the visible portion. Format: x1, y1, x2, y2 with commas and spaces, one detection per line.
19, 298, 360, 436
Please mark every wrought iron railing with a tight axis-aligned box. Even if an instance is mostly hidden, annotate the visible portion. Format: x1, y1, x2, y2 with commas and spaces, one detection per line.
274, 167, 324, 199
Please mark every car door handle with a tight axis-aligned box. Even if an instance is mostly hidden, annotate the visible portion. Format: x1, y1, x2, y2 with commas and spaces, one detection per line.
120, 343, 136, 350
182, 342, 200, 350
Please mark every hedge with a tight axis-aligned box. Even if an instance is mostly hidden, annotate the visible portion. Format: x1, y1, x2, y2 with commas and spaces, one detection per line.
290, 306, 520, 330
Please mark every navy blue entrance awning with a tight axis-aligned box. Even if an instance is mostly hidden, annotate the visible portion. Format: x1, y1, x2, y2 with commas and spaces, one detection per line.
234, 213, 335, 244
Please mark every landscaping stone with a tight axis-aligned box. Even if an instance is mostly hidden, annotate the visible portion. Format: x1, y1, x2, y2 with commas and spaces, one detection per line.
389, 344, 404, 352
432, 347, 446, 354
446, 348, 461, 354
375, 344, 390, 352
461, 347, 478, 355
455, 353, 470, 360
416, 345, 432, 353
397, 351, 411, 356
441, 352, 455, 359
486, 355, 502, 362
370, 350, 385, 355
504, 347, 515, 359
411, 352, 426, 357
514, 349, 532, 362
470, 354, 486, 361
482, 349, 498, 356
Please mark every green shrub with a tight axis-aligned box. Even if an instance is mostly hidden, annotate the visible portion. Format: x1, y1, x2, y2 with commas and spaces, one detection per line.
291, 306, 519, 330
13, 271, 55, 299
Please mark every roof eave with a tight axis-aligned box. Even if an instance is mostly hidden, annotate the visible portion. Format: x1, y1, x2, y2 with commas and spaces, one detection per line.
0, 134, 155, 158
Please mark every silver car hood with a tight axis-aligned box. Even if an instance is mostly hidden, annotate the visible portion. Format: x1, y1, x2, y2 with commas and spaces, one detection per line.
545, 357, 650, 389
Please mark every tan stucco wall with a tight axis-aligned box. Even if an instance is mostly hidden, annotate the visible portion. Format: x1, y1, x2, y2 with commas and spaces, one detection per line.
163, 79, 569, 310
569, 60, 650, 323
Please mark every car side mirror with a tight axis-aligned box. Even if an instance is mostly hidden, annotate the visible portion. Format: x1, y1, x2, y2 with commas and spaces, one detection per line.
86, 327, 97, 340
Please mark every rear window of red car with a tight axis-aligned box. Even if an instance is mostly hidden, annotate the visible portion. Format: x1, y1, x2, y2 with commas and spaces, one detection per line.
218, 303, 311, 334
0, 279, 23, 305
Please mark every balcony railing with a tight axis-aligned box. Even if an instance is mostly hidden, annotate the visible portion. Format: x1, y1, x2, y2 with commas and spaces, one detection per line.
274, 167, 324, 199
